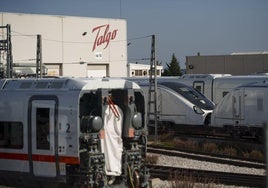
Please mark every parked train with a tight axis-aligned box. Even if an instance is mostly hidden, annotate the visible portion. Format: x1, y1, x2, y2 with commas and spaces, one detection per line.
211, 81, 268, 138
0, 77, 149, 188
127, 78, 215, 131
180, 74, 268, 104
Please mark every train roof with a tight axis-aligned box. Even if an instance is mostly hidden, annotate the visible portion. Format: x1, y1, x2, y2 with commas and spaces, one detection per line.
0, 77, 141, 91
215, 75, 268, 80
237, 80, 268, 88
181, 74, 231, 80
213, 75, 268, 85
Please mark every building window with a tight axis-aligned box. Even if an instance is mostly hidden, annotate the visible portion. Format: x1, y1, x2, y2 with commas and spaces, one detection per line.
135, 70, 143, 76
0, 122, 23, 149
36, 108, 50, 150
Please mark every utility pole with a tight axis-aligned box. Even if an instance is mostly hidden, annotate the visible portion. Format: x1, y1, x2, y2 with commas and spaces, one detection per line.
0, 24, 13, 78
36, 34, 42, 78
147, 35, 158, 142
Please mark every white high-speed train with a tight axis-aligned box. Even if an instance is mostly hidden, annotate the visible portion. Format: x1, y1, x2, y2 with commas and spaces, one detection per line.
131, 80, 215, 131
0, 77, 149, 188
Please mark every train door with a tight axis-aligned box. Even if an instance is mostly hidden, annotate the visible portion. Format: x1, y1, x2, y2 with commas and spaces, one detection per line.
157, 87, 162, 115
193, 81, 204, 94
232, 89, 245, 122
30, 99, 58, 177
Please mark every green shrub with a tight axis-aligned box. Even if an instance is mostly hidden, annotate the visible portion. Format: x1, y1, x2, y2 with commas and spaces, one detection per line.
243, 150, 264, 161
220, 147, 237, 156
202, 143, 218, 153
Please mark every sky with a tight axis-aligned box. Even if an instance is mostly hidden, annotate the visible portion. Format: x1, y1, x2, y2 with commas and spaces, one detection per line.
0, 0, 268, 68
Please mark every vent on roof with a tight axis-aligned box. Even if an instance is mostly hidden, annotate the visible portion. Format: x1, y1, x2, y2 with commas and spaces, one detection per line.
50, 82, 63, 88
20, 82, 32, 89
36, 82, 48, 88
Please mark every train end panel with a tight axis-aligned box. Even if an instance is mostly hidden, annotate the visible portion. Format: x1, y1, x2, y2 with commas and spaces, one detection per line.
76, 86, 149, 187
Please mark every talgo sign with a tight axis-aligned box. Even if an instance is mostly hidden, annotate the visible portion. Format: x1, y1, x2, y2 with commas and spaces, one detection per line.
91, 24, 118, 52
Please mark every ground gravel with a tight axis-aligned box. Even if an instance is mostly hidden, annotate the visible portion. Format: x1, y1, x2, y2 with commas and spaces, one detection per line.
152, 153, 265, 175
149, 153, 265, 188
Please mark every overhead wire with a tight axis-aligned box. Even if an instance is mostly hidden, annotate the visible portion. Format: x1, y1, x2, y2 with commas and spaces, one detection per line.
10, 29, 152, 44
6, 29, 153, 63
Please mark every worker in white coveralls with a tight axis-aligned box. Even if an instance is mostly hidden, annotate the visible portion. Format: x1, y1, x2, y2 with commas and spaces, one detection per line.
101, 95, 123, 184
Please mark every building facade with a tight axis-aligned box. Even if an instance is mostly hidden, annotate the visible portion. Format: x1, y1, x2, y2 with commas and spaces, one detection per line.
186, 52, 268, 75
0, 12, 127, 77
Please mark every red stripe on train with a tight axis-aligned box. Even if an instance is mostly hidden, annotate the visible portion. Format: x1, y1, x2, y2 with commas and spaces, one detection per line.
0, 152, 80, 164
0, 152, 28, 160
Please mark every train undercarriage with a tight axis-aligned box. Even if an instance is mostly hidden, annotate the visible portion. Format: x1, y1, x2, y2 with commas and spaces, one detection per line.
66, 133, 149, 188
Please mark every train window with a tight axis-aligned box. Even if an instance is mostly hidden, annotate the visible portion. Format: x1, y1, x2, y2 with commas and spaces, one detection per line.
0, 122, 23, 149
195, 85, 202, 93
222, 91, 229, 98
36, 108, 50, 150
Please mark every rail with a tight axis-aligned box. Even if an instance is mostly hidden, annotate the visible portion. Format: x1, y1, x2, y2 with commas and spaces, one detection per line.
148, 164, 266, 187
147, 145, 265, 169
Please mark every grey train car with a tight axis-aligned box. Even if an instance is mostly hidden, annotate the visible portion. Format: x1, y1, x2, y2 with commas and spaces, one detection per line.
211, 81, 268, 138
0, 77, 149, 188
180, 74, 268, 105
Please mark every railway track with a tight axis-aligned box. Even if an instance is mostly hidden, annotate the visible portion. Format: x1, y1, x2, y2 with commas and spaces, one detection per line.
148, 164, 266, 187
147, 145, 265, 169
151, 125, 264, 145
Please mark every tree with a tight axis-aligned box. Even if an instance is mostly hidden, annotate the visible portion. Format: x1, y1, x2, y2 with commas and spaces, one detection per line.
162, 53, 181, 76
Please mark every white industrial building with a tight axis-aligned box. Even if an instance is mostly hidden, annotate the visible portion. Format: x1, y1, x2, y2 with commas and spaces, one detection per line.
127, 63, 163, 77
1, 12, 128, 77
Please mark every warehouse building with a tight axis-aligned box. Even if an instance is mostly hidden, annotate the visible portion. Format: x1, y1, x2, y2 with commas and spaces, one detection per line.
186, 52, 268, 75
0, 12, 128, 77
127, 62, 163, 77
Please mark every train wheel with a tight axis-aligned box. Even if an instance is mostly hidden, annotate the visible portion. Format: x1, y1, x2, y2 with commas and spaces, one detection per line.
132, 170, 140, 188
128, 165, 140, 188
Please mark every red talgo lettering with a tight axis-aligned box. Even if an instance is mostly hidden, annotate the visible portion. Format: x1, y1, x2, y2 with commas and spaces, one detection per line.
92, 24, 118, 51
